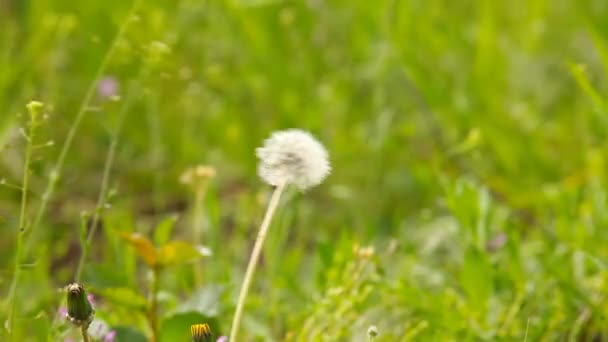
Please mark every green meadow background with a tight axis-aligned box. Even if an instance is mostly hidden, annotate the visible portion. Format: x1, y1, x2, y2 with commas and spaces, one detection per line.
1, 0, 608, 340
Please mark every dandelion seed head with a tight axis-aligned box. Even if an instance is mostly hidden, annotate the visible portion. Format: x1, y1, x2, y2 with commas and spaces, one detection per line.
256, 129, 330, 190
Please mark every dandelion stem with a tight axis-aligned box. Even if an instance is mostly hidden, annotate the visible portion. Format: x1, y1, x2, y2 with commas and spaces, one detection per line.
229, 181, 286, 342
81, 325, 90, 342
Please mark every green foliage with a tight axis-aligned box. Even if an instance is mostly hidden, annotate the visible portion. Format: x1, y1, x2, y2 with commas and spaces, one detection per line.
96, 287, 147, 311
111, 326, 148, 342
1, 0, 608, 340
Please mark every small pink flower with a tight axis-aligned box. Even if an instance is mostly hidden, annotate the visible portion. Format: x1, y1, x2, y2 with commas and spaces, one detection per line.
97, 76, 120, 99
87, 294, 95, 306
58, 307, 68, 318
104, 330, 116, 342
217, 336, 228, 342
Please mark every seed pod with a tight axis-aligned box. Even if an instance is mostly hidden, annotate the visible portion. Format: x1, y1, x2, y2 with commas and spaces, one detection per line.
66, 283, 95, 327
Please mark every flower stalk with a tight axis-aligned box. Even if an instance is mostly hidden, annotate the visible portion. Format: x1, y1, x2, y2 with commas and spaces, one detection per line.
81, 326, 90, 342
229, 181, 286, 342
229, 129, 330, 341
6, 101, 43, 340
180, 165, 216, 287
148, 266, 161, 342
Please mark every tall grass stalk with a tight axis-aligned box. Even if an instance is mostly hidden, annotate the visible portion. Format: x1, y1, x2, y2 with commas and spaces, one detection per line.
74, 84, 134, 282
24, 0, 142, 256
6, 101, 43, 340
229, 181, 286, 342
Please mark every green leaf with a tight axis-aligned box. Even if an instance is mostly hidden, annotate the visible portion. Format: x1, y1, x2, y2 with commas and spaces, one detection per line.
460, 246, 492, 313
160, 312, 220, 342
97, 287, 148, 311
119, 232, 157, 267
153, 214, 179, 246
174, 284, 224, 317
157, 241, 208, 267
111, 326, 148, 342
31, 311, 51, 341
82, 263, 128, 288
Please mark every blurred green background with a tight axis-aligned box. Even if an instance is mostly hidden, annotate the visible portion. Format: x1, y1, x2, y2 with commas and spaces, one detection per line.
1, 0, 608, 340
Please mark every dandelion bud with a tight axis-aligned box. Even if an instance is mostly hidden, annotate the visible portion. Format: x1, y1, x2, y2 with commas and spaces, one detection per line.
256, 129, 330, 190
190, 323, 212, 342
367, 325, 378, 340
26, 101, 44, 118
65, 283, 94, 327
358, 246, 375, 259
180, 165, 216, 186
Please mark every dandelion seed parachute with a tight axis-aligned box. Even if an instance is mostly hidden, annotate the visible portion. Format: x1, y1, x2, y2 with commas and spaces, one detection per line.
256, 129, 330, 190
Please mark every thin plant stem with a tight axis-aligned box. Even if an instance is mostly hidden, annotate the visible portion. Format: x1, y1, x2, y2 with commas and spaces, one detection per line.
74, 83, 134, 282
6, 104, 40, 340
24, 0, 141, 256
148, 266, 161, 342
81, 326, 90, 342
229, 181, 286, 342
146, 94, 163, 213
192, 183, 208, 287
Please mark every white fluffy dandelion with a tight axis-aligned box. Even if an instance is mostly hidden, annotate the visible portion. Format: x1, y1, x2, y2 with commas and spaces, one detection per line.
230, 129, 331, 342
256, 129, 330, 190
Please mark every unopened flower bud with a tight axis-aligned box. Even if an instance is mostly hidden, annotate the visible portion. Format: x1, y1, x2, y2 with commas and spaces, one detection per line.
191, 323, 212, 342
180, 165, 216, 186
367, 325, 378, 340
66, 283, 94, 327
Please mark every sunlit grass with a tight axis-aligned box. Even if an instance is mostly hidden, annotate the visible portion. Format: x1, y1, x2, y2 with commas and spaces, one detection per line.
1, 0, 608, 340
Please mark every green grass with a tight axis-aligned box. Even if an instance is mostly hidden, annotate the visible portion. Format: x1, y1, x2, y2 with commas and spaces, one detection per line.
1, 0, 608, 340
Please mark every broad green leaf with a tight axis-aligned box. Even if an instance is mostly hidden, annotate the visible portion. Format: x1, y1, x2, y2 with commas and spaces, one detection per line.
157, 241, 207, 267
30, 311, 51, 341
119, 232, 157, 267
153, 214, 179, 246
111, 326, 148, 342
174, 284, 224, 317
460, 246, 492, 313
82, 263, 128, 288
97, 287, 148, 311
